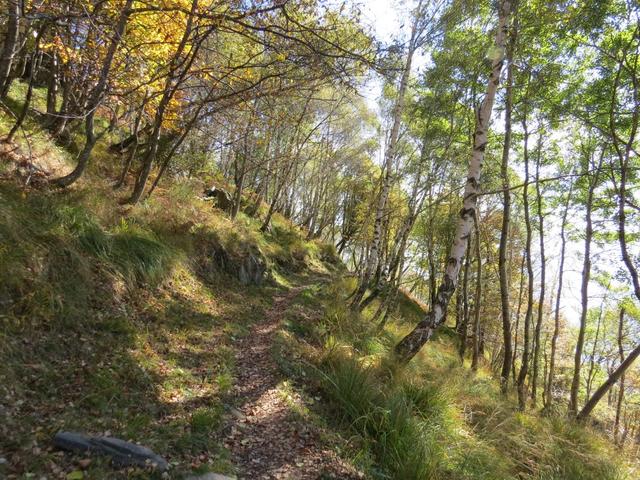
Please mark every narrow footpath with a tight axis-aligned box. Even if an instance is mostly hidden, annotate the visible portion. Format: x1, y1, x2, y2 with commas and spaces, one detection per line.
223, 285, 362, 479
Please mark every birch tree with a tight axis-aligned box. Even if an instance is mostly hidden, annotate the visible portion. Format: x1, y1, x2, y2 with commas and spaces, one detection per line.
395, 0, 513, 363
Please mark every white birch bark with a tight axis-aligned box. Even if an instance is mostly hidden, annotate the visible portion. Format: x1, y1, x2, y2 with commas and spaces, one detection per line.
351, 13, 419, 307
395, 0, 512, 362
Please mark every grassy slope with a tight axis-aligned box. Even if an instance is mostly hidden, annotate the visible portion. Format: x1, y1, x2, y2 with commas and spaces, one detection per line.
277, 278, 638, 480
0, 84, 340, 479
0, 83, 636, 479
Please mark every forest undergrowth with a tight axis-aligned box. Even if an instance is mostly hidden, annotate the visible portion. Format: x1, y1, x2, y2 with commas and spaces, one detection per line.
275, 276, 638, 479
0, 82, 638, 480
0, 83, 341, 478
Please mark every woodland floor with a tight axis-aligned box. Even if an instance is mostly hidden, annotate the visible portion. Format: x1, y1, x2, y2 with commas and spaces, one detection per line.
2, 83, 637, 480
223, 282, 362, 480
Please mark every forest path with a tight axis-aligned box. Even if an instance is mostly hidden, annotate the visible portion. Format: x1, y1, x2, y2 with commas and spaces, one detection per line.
222, 281, 360, 479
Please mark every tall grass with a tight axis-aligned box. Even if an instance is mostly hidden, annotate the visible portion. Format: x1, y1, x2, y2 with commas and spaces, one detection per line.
298, 278, 630, 480
0, 184, 176, 325
319, 350, 442, 479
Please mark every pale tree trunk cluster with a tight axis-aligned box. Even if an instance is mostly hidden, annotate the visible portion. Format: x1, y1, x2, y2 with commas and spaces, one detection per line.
395, 0, 513, 362
351, 12, 419, 310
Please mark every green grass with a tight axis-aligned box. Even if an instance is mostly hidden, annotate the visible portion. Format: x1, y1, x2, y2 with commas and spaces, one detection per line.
274, 276, 634, 480
0, 85, 336, 478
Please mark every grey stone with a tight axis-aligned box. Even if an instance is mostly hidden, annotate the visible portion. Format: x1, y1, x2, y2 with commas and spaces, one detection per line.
210, 241, 267, 286
53, 431, 168, 471
204, 187, 234, 213
237, 253, 267, 286
186, 474, 236, 480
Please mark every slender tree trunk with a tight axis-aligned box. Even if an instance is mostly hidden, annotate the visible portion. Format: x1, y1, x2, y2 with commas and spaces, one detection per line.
569, 153, 601, 415
261, 180, 286, 232
457, 237, 472, 361
232, 157, 246, 219
577, 342, 640, 421
516, 117, 534, 411
610, 54, 640, 304
455, 284, 463, 332
614, 307, 626, 445
545, 179, 573, 408
394, 0, 512, 363
512, 252, 525, 382
54, 0, 134, 187
232, 104, 258, 219
498, 20, 516, 391
51, 72, 71, 137
586, 296, 606, 399
46, 52, 59, 118
531, 134, 546, 407
0, 0, 21, 99
7, 27, 46, 142
115, 93, 147, 189
427, 240, 437, 306
471, 214, 482, 371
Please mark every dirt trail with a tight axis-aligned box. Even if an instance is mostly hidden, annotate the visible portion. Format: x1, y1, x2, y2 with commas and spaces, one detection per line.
223, 285, 361, 479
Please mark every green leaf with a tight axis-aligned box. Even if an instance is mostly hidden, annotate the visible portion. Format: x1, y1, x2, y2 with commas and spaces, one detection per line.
66, 471, 84, 480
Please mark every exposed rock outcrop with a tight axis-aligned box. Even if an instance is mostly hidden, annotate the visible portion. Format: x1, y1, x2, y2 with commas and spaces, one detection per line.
212, 242, 268, 286
197, 232, 269, 286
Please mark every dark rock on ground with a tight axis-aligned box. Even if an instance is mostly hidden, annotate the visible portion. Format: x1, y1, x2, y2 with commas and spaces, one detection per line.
204, 187, 234, 213
237, 251, 267, 286
185, 473, 236, 480
53, 431, 168, 471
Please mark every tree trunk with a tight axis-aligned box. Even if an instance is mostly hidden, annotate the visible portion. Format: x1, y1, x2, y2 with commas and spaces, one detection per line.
569, 152, 601, 415
545, 179, 573, 408
457, 237, 472, 361
46, 52, 59, 118
0, 0, 21, 99
586, 294, 607, 400
498, 19, 516, 391
512, 252, 525, 382
51, 71, 71, 137
7, 27, 46, 142
610, 53, 640, 304
531, 134, 546, 407
455, 283, 463, 332
516, 117, 534, 411
614, 307, 626, 445
115, 93, 147, 189
471, 214, 482, 371
577, 341, 640, 421
394, 0, 512, 363
54, 0, 134, 187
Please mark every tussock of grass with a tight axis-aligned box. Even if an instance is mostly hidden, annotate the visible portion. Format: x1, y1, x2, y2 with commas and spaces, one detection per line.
278, 277, 632, 480
318, 350, 443, 479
